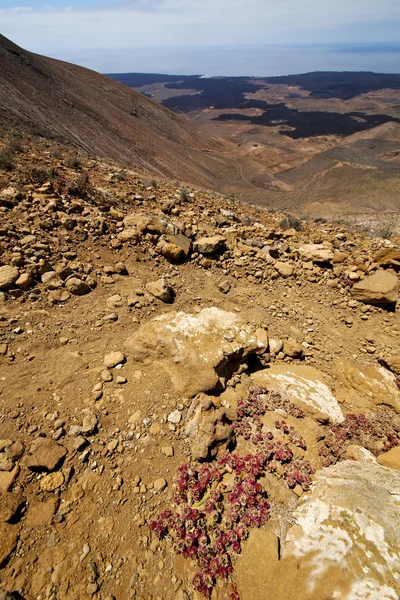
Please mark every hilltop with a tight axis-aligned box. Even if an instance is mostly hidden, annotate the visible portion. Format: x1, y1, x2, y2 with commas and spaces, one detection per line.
0, 133, 399, 600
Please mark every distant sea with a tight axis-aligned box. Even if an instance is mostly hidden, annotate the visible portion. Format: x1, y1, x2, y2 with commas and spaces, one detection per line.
64, 43, 400, 77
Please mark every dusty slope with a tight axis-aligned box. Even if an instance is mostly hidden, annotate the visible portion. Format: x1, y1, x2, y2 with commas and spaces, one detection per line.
0, 35, 235, 189
0, 134, 400, 600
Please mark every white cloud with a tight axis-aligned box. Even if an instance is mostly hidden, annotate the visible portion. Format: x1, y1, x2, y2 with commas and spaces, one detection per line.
1, 0, 399, 72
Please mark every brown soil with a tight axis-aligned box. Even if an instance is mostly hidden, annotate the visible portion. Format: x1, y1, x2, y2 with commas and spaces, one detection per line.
0, 134, 399, 599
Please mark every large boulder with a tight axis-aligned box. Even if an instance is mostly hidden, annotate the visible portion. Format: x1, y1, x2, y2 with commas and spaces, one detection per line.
0, 266, 19, 290
296, 244, 333, 263
250, 364, 344, 423
124, 307, 265, 396
350, 269, 398, 306
236, 461, 400, 600
331, 358, 400, 413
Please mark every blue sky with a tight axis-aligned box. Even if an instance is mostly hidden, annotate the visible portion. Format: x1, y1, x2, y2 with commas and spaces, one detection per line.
1, 0, 400, 74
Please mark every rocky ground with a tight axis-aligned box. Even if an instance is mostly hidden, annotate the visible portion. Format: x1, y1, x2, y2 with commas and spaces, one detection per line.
0, 133, 400, 600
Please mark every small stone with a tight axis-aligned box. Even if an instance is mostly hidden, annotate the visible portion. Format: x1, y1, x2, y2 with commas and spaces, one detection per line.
0, 343, 8, 356
115, 375, 127, 384
104, 351, 125, 368
274, 261, 294, 277
168, 410, 182, 424
283, 338, 303, 358
82, 409, 98, 435
48, 289, 70, 303
194, 235, 226, 255
218, 281, 231, 294
40, 471, 64, 491
65, 277, 90, 296
145, 278, 174, 303
153, 478, 167, 492
161, 446, 174, 457
101, 369, 113, 382
24, 438, 67, 471
15, 272, 32, 290
0, 266, 19, 290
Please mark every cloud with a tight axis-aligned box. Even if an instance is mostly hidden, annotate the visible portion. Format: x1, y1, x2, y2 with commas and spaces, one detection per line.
1, 0, 399, 72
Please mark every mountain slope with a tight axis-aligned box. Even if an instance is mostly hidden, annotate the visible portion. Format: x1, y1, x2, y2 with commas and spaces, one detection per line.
0, 34, 233, 187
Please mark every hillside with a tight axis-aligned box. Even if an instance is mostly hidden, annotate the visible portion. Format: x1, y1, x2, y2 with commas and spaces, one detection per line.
0, 35, 236, 190
0, 133, 400, 600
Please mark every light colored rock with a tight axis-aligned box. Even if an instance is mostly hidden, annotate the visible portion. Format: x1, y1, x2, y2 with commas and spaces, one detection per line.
145, 278, 174, 303
0, 465, 19, 493
153, 478, 167, 492
48, 289, 70, 303
269, 338, 283, 356
15, 272, 32, 290
377, 446, 400, 470
346, 444, 378, 464
283, 338, 303, 358
168, 410, 182, 424
117, 228, 139, 243
104, 351, 125, 368
185, 393, 235, 460
40, 471, 64, 491
274, 261, 294, 277
350, 269, 398, 305
0, 266, 19, 290
236, 461, 400, 600
193, 235, 226, 255
124, 307, 265, 396
380, 354, 400, 375
250, 365, 344, 423
296, 244, 333, 263
331, 358, 400, 413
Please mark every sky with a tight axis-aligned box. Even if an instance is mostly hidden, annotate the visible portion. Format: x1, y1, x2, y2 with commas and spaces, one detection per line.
1, 0, 400, 75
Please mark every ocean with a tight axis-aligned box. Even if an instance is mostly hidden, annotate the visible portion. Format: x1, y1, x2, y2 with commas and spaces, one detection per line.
65, 43, 400, 77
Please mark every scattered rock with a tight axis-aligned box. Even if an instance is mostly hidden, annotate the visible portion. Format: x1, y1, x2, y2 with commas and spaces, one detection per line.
274, 261, 294, 277
377, 446, 400, 470
168, 410, 182, 424
40, 471, 65, 491
250, 365, 344, 423
283, 338, 303, 358
297, 244, 333, 263
193, 235, 226, 255
350, 269, 398, 306
104, 351, 125, 368
145, 278, 174, 303
185, 393, 235, 460
153, 478, 167, 492
24, 438, 67, 471
65, 277, 91, 296
0, 266, 19, 290
331, 358, 400, 413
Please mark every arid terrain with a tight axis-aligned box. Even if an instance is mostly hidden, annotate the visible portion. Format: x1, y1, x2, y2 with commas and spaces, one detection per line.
1, 34, 400, 600
114, 72, 400, 222
0, 132, 400, 600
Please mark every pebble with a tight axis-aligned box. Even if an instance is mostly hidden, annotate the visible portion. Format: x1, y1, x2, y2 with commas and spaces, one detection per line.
104, 351, 125, 368
153, 478, 167, 492
40, 471, 64, 491
168, 410, 182, 424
